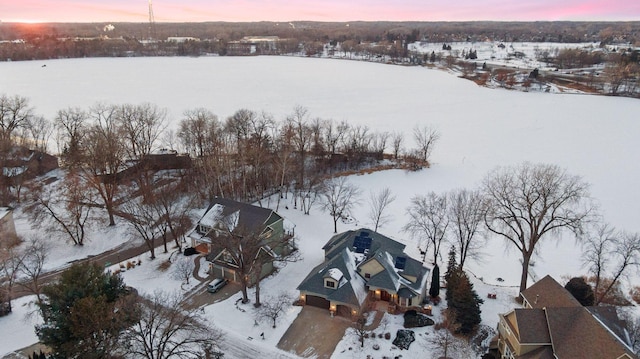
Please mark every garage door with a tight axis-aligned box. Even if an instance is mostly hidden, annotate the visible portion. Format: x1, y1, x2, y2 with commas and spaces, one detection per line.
305, 295, 330, 309
336, 305, 353, 318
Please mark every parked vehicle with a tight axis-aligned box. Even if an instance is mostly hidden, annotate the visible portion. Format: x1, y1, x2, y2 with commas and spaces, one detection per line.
183, 247, 197, 256
207, 278, 228, 293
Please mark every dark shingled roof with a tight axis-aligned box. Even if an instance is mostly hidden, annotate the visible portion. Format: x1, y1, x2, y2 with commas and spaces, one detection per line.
512, 309, 551, 344
546, 306, 636, 359
202, 197, 281, 233
519, 346, 555, 359
521, 275, 581, 309
322, 228, 405, 261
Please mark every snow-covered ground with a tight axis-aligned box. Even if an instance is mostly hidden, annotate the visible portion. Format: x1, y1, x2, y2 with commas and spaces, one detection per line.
1, 56, 639, 358
407, 41, 608, 71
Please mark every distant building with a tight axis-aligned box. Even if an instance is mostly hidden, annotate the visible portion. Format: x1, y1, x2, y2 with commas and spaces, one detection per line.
167, 37, 200, 43
226, 36, 281, 56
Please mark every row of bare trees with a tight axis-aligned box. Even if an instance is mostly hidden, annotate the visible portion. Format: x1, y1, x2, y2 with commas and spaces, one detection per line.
402, 162, 640, 298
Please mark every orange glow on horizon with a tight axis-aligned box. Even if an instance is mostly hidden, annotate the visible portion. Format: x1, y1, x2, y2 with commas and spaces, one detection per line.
2, 1, 639, 23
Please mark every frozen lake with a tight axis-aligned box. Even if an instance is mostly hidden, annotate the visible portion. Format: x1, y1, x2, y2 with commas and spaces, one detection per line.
2, 55, 640, 285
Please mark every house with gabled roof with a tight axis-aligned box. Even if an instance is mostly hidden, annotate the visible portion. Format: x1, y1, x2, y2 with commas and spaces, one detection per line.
187, 198, 294, 282
297, 228, 430, 317
493, 275, 637, 359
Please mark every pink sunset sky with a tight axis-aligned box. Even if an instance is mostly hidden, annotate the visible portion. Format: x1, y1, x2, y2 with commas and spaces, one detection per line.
2, 0, 640, 23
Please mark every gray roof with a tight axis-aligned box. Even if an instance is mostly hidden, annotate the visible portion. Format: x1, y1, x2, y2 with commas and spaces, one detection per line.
322, 228, 405, 261
192, 198, 283, 241
302, 229, 430, 306
297, 249, 367, 308
204, 198, 281, 232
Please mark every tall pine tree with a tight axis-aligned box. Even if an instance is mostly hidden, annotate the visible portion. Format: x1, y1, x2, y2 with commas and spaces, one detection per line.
446, 267, 483, 335
445, 248, 458, 302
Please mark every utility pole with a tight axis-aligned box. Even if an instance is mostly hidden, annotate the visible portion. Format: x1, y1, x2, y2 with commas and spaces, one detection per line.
148, 0, 156, 40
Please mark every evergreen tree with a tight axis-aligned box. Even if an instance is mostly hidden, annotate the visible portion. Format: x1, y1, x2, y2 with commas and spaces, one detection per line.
447, 268, 483, 335
444, 248, 458, 302
36, 262, 138, 359
565, 277, 595, 306
429, 264, 441, 298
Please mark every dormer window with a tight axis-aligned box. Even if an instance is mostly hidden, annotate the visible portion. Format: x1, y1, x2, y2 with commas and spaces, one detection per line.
325, 280, 336, 288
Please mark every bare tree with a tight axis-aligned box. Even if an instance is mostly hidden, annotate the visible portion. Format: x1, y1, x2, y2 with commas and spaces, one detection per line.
299, 175, 322, 216
351, 314, 369, 348
122, 291, 224, 359
179, 108, 221, 158
391, 131, 404, 160
54, 107, 88, 168
29, 173, 94, 246
171, 256, 195, 285
320, 177, 362, 233
83, 104, 126, 226
0, 94, 33, 144
582, 224, 640, 305
272, 121, 295, 211
581, 222, 616, 301
119, 197, 162, 260
116, 103, 167, 159
0, 246, 23, 315
447, 189, 485, 269
372, 131, 390, 155
427, 310, 475, 359
324, 119, 349, 155
412, 125, 440, 163
483, 162, 593, 294
26, 115, 52, 152
404, 192, 449, 264
18, 236, 48, 303
255, 292, 294, 328
150, 179, 194, 252
212, 223, 265, 304
367, 187, 396, 232
288, 106, 312, 193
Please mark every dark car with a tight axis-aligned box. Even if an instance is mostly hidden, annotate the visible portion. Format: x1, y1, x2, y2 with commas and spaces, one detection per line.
207, 278, 228, 293
183, 247, 198, 256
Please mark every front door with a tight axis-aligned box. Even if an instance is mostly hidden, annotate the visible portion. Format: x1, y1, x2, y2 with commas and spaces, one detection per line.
381, 290, 391, 302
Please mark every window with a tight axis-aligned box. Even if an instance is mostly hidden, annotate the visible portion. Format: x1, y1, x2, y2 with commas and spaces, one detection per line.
325, 280, 335, 288
364, 273, 371, 279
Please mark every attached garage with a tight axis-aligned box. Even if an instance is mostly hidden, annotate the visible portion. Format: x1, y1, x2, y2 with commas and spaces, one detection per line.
336, 304, 353, 318
305, 295, 330, 309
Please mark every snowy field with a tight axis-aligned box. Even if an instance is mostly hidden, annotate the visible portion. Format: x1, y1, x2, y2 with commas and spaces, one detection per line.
1, 56, 640, 358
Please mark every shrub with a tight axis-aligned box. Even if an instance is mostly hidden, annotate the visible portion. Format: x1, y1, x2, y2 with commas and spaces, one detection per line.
403, 310, 435, 328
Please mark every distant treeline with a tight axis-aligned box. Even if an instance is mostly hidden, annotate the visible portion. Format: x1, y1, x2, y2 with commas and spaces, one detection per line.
0, 21, 639, 61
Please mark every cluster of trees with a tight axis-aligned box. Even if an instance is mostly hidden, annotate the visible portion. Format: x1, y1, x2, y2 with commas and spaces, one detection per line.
34, 262, 223, 358
402, 162, 639, 302
0, 93, 438, 254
